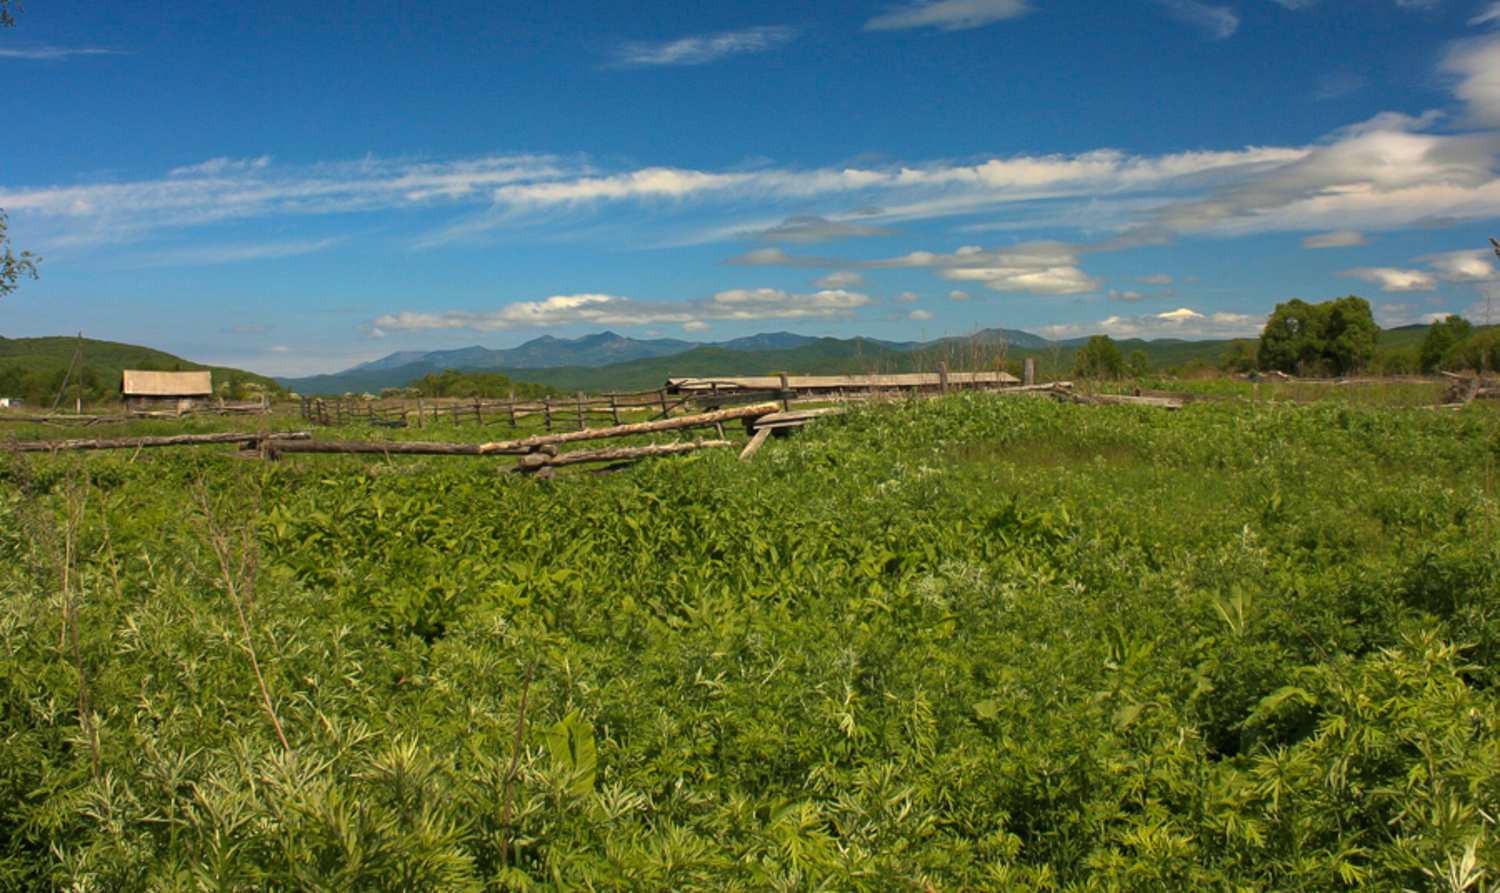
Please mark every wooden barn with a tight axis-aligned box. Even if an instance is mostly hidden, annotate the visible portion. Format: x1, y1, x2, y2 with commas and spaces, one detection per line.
122, 370, 213, 413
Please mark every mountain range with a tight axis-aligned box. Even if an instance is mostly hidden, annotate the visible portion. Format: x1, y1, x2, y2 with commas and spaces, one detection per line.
278, 328, 1060, 394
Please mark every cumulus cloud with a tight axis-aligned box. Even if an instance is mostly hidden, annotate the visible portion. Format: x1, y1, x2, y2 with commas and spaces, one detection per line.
1135, 273, 1174, 284
1039, 307, 1263, 340
1416, 248, 1500, 281
1340, 249, 1498, 291
1149, 0, 1240, 39
813, 271, 865, 288
612, 26, 797, 67
752, 215, 898, 243
949, 290, 972, 300
865, 0, 1030, 32
372, 288, 872, 333
1338, 267, 1439, 291
1302, 230, 1370, 248
892, 291, 921, 303
909, 309, 935, 321
862, 241, 1103, 295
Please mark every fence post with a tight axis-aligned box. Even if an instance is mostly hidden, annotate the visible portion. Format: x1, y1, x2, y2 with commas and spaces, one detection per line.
576, 392, 587, 431
416, 397, 425, 429
609, 393, 620, 425
544, 399, 553, 431
779, 373, 791, 412
939, 362, 951, 396
1023, 357, 1035, 387
659, 389, 671, 419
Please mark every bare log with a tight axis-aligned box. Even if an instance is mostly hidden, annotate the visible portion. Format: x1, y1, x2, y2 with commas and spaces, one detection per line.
7, 431, 311, 453
738, 427, 772, 461
476, 403, 779, 454
515, 440, 734, 469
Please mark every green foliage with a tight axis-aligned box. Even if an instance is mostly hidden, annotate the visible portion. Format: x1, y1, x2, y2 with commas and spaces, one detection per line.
1, 395, 1498, 889
1420, 315, 1475, 373
0, 211, 40, 299
1125, 350, 1152, 379
1072, 335, 1125, 380
1219, 339, 1258, 374
1454, 328, 1500, 374
1259, 295, 1379, 376
410, 369, 559, 400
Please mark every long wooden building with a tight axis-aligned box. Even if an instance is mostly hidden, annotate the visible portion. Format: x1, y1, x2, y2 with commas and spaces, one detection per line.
122, 370, 214, 413
666, 370, 1019, 400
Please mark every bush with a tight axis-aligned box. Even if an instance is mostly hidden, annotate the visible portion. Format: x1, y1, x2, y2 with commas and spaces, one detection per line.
1072, 335, 1124, 380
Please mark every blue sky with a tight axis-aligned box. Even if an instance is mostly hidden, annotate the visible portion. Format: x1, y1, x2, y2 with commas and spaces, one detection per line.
4, 0, 1500, 375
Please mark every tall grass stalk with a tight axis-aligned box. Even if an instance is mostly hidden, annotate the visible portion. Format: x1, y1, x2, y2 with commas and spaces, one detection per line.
190, 478, 291, 754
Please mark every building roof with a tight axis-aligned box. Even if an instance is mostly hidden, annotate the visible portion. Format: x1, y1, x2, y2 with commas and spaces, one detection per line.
121, 370, 213, 396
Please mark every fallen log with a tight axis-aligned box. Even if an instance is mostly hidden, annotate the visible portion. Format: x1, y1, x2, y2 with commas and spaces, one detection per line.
6, 431, 311, 453
476, 403, 779, 454
514, 440, 734, 469
1070, 393, 1182, 409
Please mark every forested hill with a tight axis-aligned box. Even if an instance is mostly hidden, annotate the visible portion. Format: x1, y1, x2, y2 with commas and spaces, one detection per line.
0, 335, 284, 405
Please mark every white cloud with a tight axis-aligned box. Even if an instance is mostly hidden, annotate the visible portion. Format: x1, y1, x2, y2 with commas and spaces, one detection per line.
1313, 72, 1367, 101
371, 288, 872, 333
1149, 0, 1240, 39
909, 310, 935, 321
863, 240, 1103, 295
613, 26, 797, 67
1039, 307, 1263, 340
0, 45, 126, 60
865, 0, 1030, 32
949, 290, 972, 300
1442, 34, 1500, 126
1473, 3, 1500, 26
1135, 273, 1174, 284
683, 321, 712, 332
1338, 267, 1440, 291
722, 247, 841, 268
813, 271, 865, 288
1416, 248, 1500, 281
892, 291, 921, 303
1302, 230, 1370, 248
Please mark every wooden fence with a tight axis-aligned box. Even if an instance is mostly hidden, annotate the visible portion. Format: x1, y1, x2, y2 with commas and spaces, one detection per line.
301, 388, 699, 431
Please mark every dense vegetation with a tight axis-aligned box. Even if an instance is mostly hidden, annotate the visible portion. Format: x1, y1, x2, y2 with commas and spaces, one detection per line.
2, 394, 1498, 890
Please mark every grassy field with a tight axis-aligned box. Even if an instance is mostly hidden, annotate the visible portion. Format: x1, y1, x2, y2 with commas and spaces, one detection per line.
1, 393, 1498, 890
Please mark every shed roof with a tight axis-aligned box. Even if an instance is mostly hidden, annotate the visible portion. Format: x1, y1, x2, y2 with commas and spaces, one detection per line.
122, 370, 213, 396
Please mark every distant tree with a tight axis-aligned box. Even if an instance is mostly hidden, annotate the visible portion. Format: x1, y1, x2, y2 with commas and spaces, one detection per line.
1125, 350, 1152, 379
1072, 335, 1124, 380
1259, 295, 1377, 376
1220, 339, 1259, 374
0, 9, 41, 297
1419, 315, 1474, 373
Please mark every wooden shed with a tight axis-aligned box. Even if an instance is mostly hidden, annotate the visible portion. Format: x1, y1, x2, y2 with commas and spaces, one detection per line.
122, 370, 213, 413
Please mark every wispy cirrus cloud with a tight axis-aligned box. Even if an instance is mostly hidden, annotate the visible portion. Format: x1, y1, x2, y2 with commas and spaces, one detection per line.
1149, 0, 1240, 39
1302, 230, 1370, 248
372, 288, 872, 334
612, 26, 797, 67
0, 45, 127, 60
865, 0, 1031, 31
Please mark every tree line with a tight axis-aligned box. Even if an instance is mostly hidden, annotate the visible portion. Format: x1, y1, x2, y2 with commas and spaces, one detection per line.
1072, 294, 1499, 380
